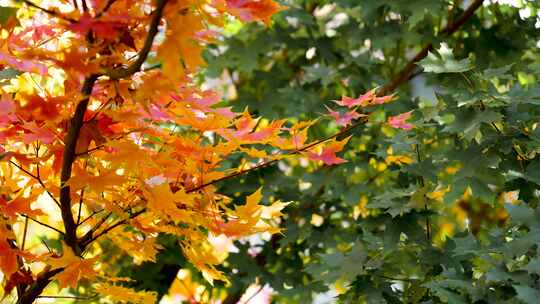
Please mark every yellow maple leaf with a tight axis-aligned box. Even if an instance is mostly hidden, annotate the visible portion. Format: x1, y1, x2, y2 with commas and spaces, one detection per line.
261, 201, 290, 219
145, 183, 177, 213
165, 269, 202, 302
234, 187, 263, 221
385, 155, 414, 165
67, 170, 126, 193
95, 283, 157, 304
181, 241, 228, 285
47, 245, 97, 289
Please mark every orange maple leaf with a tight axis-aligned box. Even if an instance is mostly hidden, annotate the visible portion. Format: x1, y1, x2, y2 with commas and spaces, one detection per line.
47, 245, 97, 289
305, 136, 351, 165
0, 240, 18, 277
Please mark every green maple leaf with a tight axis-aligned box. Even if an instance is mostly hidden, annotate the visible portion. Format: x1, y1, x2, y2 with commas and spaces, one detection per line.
514, 285, 540, 304
419, 44, 474, 73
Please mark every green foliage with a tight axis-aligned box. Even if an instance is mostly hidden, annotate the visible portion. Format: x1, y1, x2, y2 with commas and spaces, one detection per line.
126, 0, 540, 302
419, 45, 474, 74
0, 6, 17, 25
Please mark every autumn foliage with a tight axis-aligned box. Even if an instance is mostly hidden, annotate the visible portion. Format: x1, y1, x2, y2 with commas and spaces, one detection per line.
0, 0, 403, 303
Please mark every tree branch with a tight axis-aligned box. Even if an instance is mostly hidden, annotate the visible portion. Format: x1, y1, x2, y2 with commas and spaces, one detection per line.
96, 0, 117, 18
16, 268, 62, 304
106, 0, 168, 79
378, 0, 484, 95
21, 214, 65, 235
59, 74, 99, 252
79, 211, 112, 243
78, 209, 104, 226
9, 160, 61, 208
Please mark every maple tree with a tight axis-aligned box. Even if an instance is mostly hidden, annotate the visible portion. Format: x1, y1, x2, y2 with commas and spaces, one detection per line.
191, 1, 540, 303
0, 0, 405, 303
5, 0, 539, 302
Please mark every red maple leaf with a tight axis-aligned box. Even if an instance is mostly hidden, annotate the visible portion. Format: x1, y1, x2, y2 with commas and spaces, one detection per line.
305, 137, 350, 165
4, 270, 34, 294
224, 0, 284, 25
71, 15, 128, 40
334, 89, 376, 108
388, 111, 414, 130
0, 51, 47, 75
325, 106, 364, 127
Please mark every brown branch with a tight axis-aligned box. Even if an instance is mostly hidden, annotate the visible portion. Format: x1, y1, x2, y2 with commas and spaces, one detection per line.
106, 0, 168, 79
96, 0, 117, 18
59, 74, 99, 253
16, 268, 62, 304
81, 0, 89, 13
440, 0, 484, 36
378, 0, 484, 95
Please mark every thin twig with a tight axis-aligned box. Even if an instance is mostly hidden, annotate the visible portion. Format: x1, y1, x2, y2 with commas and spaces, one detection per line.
9, 160, 61, 208
21, 214, 65, 235
78, 209, 105, 226
21, 217, 29, 251
20, 0, 77, 22
87, 212, 112, 234
75, 144, 104, 157
76, 189, 85, 225
81, 209, 145, 247
96, 0, 117, 17
244, 286, 264, 304
40, 238, 52, 253
81, 0, 89, 12
377, 274, 415, 283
